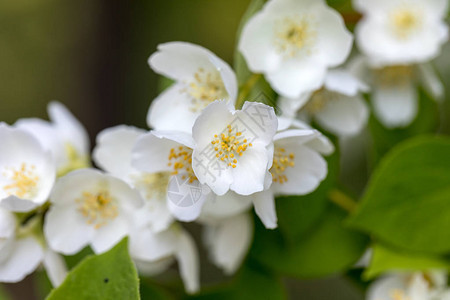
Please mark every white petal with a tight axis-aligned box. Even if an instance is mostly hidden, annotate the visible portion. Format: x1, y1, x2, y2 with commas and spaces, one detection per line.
14, 118, 65, 168
129, 227, 177, 261
93, 125, 145, 179
48, 101, 90, 157
91, 217, 129, 254
372, 81, 418, 128
230, 143, 270, 195
209, 54, 238, 103
134, 257, 174, 276
192, 101, 234, 150
278, 93, 313, 118
200, 191, 252, 221
44, 205, 94, 255
238, 13, 282, 73
0, 209, 15, 239
175, 230, 200, 294
251, 190, 277, 229
151, 130, 195, 149
203, 213, 253, 274
272, 145, 327, 195
132, 131, 184, 174
166, 175, 209, 222
313, 4, 353, 67
147, 83, 204, 133
288, 120, 335, 155
149, 42, 228, 82
274, 129, 319, 145
408, 273, 430, 300
0, 236, 44, 283
43, 249, 67, 287
324, 69, 369, 96
266, 59, 327, 98
418, 63, 444, 101
0, 197, 39, 213
240, 101, 278, 146
315, 94, 369, 136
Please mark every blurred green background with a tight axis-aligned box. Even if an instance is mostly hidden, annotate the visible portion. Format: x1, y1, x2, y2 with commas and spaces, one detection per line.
0, 0, 448, 299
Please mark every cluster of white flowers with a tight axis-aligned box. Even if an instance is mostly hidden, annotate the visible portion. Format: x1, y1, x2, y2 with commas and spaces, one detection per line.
0, 0, 448, 296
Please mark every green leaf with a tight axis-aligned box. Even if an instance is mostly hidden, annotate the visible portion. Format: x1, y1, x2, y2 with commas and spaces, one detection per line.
252, 205, 368, 278
140, 280, 173, 300
233, 0, 266, 85
46, 238, 140, 300
277, 146, 340, 242
363, 243, 450, 280
187, 262, 286, 300
348, 136, 450, 254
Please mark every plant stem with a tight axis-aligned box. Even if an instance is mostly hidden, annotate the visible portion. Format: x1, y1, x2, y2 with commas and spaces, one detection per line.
236, 73, 263, 109
328, 189, 358, 213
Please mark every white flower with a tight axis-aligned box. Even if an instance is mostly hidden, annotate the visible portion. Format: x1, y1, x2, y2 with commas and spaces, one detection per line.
129, 225, 199, 294
279, 69, 370, 137
250, 122, 333, 229
238, 0, 353, 98
349, 56, 444, 128
0, 209, 67, 287
367, 271, 447, 300
93, 125, 173, 232
132, 129, 213, 222
191, 101, 277, 196
0, 124, 55, 212
44, 169, 144, 255
202, 212, 253, 275
15, 101, 90, 175
354, 0, 449, 66
148, 42, 238, 133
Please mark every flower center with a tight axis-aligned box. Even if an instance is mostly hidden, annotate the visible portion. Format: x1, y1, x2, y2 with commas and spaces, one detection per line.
3, 163, 39, 199
270, 147, 295, 184
211, 125, 252, 168
275, 16, 316, 58
76, 191, 118, 229
131, 172, 170, 200
167, 146, 197, 182
391, 8, 421, 39
184, 68, 228, 112
389, 289, 410, 300
374, 65, 415, 87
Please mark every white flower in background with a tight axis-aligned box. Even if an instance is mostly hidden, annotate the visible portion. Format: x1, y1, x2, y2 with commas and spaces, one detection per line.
250, 122, 333, 229
129, 225, 199, 294
15, 102, 90, 176
349, 56, 445, 128
279, 69, 369, 137
238, 0, 353, 98
191, 101, 277, 196
93, 125, 173, 232
132, 130, 213, 222
367, 271, 447, 300
0, 124, 55, 212
148, 42, 238, 132
0, 209, 67, 287
202, 212, 253, 275
354, 0, 449, 66
44, 169, 144, 255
